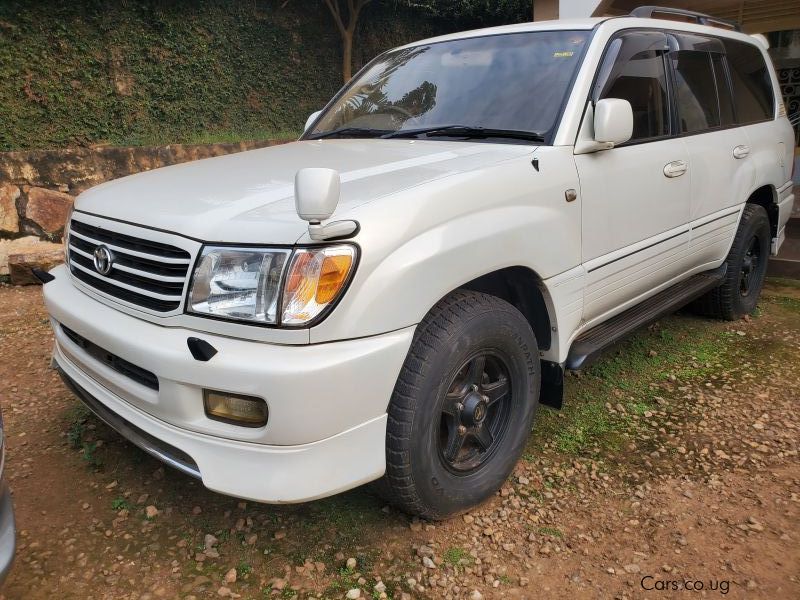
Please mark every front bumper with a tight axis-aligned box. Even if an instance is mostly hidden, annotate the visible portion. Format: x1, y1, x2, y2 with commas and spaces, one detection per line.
0, 480, 15, 585
44, 265, 415, 503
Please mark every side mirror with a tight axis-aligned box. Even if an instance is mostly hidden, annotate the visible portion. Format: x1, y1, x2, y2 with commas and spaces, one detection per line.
304, 111, 322, 133
295, 168, 340, 223
593, 98, 633, 146
294, 168, 359, 241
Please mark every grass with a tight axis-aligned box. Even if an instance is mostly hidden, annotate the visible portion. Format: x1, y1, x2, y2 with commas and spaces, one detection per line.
111, 497, 131, 511
442, 546, 472, 568
537, 526, 564, 538
237, 560, 253, 577
774, 296, 800, 313
530, 314, 735, 457
766, 276, 800, 290
66, 404, 91, 449
80, 441, 103, 469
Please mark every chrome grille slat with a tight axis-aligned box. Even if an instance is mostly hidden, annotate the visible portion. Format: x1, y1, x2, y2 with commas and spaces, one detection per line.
69, 229, 191, 265
68, 244, 186, 283
70, 261, 184, 301
67, 218, 193, 314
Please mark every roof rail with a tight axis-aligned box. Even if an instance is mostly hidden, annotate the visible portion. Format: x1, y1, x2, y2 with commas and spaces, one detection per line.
630, 5, 741, 32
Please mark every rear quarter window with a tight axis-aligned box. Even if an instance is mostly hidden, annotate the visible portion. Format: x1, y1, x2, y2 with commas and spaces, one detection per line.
723, 39, 774, 124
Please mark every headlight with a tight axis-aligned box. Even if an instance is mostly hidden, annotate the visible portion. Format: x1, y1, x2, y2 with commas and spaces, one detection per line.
188, 244, 356, 326
189, 247, 291, 324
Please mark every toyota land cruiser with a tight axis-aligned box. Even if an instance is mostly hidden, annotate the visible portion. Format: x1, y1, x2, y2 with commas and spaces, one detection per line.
41, 7, 795, 518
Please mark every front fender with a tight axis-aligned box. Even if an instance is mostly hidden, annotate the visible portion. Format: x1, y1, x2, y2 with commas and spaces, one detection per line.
309, 150, 581, 343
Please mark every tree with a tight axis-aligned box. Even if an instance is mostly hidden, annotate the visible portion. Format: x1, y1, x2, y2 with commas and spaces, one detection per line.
323, 0, 372, 82
283, 0, 371, 83
286, 0, 530, 84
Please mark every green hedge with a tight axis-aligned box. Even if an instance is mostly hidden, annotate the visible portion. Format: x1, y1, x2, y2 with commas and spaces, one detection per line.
0, 0, 528, 151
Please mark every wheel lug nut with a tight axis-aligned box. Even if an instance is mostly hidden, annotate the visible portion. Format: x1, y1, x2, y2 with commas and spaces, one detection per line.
458, 425, 467, 435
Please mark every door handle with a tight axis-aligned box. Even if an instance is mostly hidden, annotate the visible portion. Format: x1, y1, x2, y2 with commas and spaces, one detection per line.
733, 145, 750, 159
663, 160, 688, 178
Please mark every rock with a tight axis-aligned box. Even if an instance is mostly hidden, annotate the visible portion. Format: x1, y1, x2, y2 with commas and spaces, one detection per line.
224, 568, 236, 584
374, 581, 387, 593
346, 589, 361, 599
416, 545, 435, 558
0, 184, 20, 234
422, 556, 436, 569
469, 591, 484, 600
346, 557, 357, 570
145, 505, 159, 519
273, 530, 286, 540
245, 533, 257, 545
204, 534, 219, 550
192, 506, 202, 515
623, 564, 640, 574
216, 586, 233, 597
0, 236, 61, 276
8, 249, 63, 285
270, 578, 287, 590
25, 187, 74, 234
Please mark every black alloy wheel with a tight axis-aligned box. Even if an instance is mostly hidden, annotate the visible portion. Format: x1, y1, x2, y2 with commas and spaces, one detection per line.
438, 352, 512, 473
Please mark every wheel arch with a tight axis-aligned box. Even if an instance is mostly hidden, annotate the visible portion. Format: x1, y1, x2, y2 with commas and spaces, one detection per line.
458, 266, 553, 352
745, 184, 779, 238
456, 266, 565, 410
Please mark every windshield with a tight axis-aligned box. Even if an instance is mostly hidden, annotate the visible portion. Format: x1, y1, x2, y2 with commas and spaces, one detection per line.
308, 30, 591, 143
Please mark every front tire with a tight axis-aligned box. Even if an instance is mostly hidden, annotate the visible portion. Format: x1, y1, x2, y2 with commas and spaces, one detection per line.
377, 290, 540, 519
692, 204, 771, 321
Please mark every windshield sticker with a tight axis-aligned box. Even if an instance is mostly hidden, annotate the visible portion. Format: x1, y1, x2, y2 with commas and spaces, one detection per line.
553, 51, 575, 58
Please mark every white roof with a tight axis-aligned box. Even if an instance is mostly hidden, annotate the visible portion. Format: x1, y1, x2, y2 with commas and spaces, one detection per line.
398, 18, 607, 50
399, 15, 758, 50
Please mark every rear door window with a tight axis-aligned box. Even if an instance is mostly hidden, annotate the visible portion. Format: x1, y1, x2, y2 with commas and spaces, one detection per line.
723, 39, 774, 123
671, 50, 720, 133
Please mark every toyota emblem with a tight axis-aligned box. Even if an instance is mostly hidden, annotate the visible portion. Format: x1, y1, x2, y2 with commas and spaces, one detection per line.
93, 245, 114, 275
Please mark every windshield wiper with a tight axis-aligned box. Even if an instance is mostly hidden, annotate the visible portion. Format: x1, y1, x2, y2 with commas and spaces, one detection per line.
307, 126, 389, 140
382, 125, 545, 142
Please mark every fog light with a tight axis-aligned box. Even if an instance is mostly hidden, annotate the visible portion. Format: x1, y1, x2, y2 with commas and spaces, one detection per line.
203, 390, 268, 427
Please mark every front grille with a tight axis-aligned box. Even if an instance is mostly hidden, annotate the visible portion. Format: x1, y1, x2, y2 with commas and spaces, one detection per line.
67, 219, 192, 313
61, 325, 159, 391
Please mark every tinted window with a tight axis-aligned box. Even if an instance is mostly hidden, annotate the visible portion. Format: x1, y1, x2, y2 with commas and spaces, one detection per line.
671, 50, 719, 133
712, 54, 736, 127
311, 30, 591, 141
597, 32, 670, 141
723, 39, 774, 123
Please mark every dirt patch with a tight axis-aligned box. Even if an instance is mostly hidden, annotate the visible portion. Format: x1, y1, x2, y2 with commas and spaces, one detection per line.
0, 281, 798, 599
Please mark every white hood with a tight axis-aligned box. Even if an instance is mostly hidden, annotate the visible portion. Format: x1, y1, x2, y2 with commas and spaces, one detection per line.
75, 139, 534, 244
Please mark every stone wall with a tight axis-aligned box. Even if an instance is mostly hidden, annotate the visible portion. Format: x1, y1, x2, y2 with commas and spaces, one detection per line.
0, 139, 289, 242
0, 139, 289, 281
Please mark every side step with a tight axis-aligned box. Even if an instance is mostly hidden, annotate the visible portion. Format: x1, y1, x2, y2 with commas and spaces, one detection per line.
566, 265, 727, 370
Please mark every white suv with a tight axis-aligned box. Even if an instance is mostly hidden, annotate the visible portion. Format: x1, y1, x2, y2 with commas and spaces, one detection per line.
42, 8, 795, 519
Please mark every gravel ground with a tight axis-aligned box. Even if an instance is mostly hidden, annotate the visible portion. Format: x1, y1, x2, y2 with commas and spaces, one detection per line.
0, 280, 798, 600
